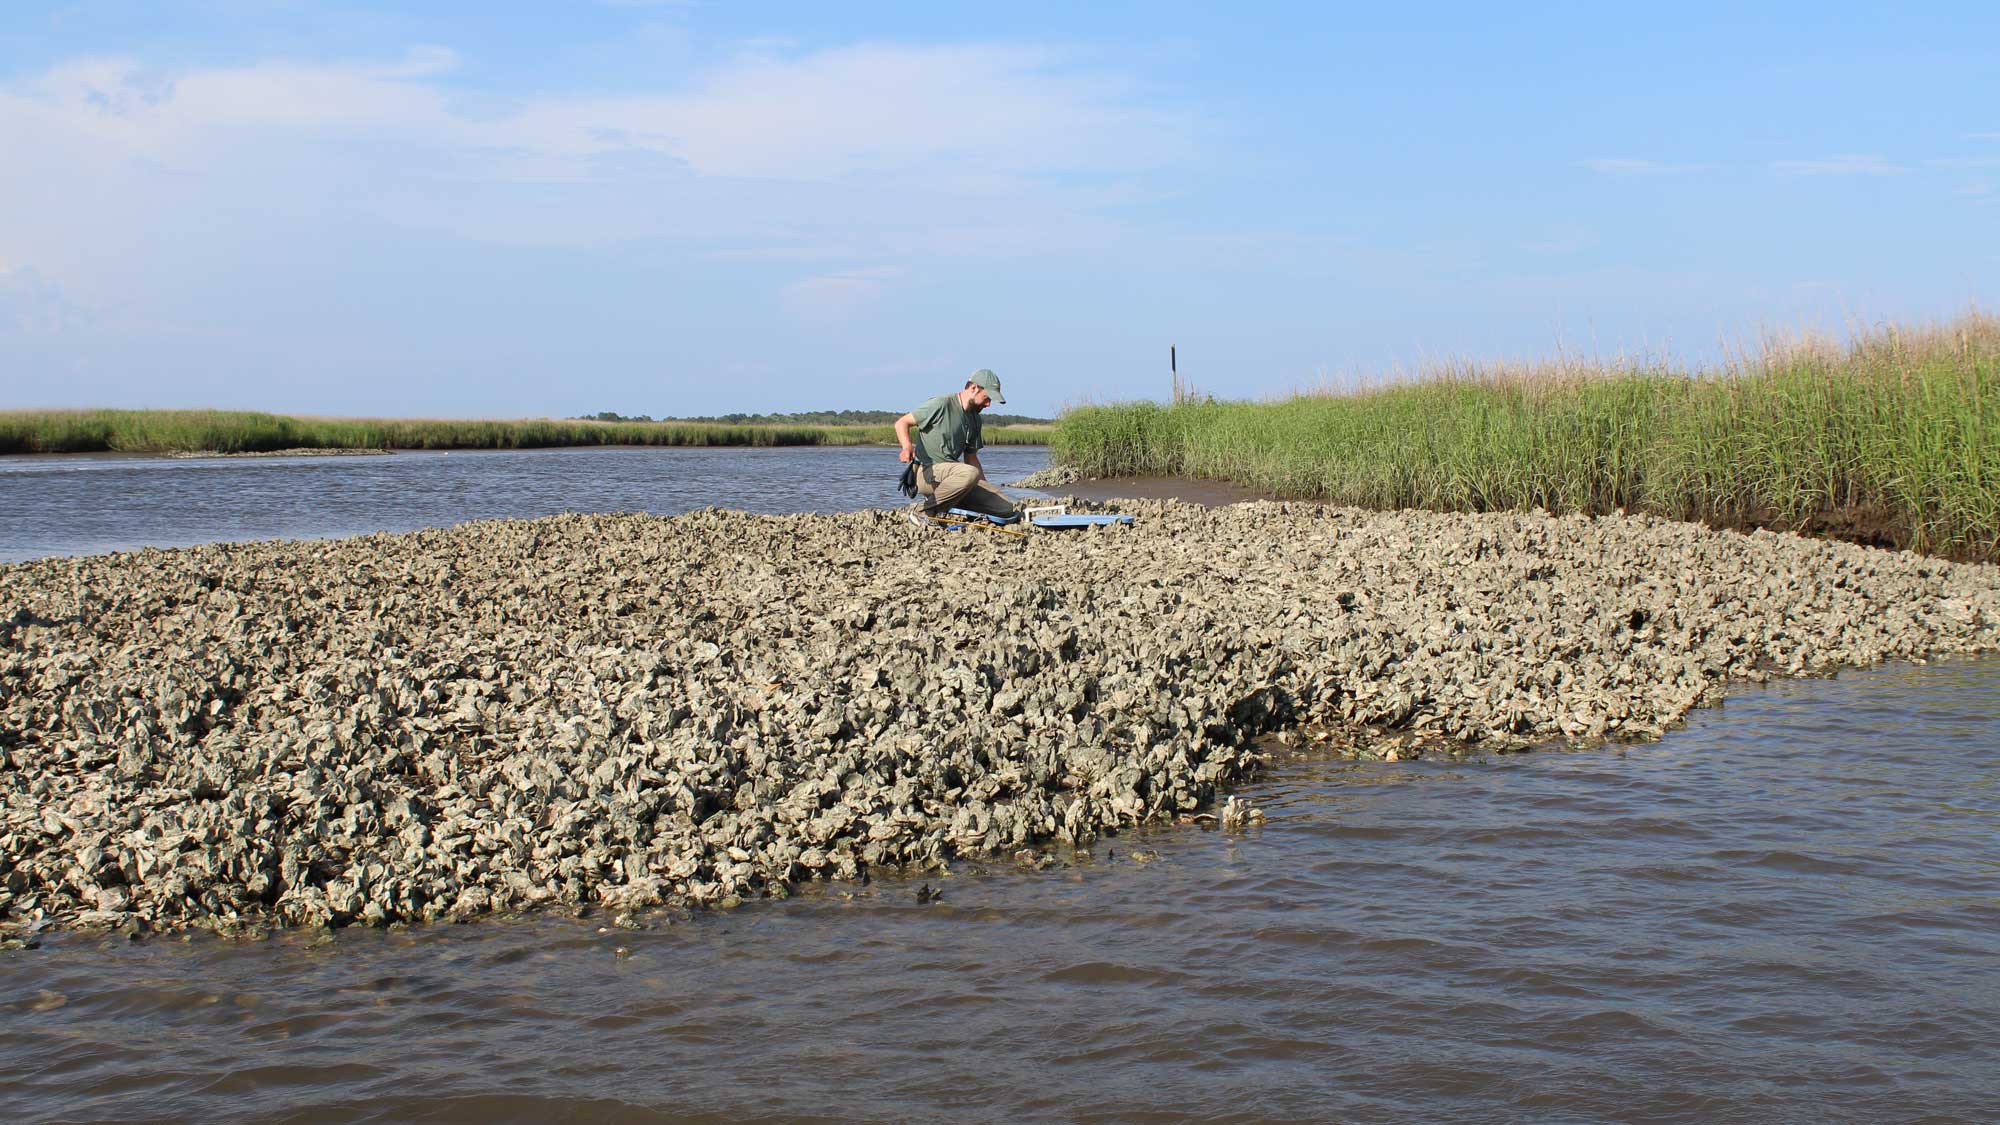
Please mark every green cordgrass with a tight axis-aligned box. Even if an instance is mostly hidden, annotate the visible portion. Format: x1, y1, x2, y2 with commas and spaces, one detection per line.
1052, 316, 2000, 561
0, 411, 1050, 455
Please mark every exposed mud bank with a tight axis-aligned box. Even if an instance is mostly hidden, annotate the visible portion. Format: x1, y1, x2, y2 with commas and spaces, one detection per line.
3, 503, 1996, 938
163, 448, 394, 459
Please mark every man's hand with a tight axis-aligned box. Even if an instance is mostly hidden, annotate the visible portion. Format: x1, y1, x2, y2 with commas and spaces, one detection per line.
899, 444, 914, 463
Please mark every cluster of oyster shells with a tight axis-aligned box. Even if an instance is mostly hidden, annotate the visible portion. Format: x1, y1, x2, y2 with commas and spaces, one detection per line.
1007, 464, 1083, 489
2, 501, 1995, 937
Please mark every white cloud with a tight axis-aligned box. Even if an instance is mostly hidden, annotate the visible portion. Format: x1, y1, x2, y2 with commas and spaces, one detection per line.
374, 45, 462, 79
0, 42, 1184, 188
467, 43, 1184, 187
779, 266, 901, 324
1770, 154, 1905, 176
0, 53, 461, 169
0, 39, 1193, 324
0, 266, 94, 335
1583, 158, 1712, 176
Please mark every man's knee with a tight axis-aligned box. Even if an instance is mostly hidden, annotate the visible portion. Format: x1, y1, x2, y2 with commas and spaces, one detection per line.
929, 462, 979, 502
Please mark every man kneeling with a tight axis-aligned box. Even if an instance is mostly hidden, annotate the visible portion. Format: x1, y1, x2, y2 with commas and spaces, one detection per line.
895, 369, 1019, 524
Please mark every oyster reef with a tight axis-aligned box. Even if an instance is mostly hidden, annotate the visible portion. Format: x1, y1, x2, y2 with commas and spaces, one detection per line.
3, 501, 1996, 936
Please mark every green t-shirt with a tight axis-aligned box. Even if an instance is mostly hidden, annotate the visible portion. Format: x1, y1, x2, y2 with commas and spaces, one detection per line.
911, 393, 983, 466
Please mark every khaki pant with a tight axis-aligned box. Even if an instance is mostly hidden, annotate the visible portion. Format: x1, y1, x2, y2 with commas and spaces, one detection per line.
917, 461, 1017, 517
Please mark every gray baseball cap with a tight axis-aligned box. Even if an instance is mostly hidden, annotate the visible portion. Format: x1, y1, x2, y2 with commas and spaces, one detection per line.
969, 369, 1006, 404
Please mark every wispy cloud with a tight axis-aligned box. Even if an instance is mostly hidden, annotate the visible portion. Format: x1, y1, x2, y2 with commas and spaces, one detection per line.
0, 40, 1195, 302
779, 266, 902, 324
1929, 155, 2000, 170
0, 265, 94, 335
1770, 154, 1904, 176
0, 43, 1187, 188
1967, 131, 2000, 142
1583, 157, 1713, 176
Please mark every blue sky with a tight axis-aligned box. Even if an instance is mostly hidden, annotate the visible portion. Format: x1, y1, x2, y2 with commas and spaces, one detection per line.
2, 1, 1995, 418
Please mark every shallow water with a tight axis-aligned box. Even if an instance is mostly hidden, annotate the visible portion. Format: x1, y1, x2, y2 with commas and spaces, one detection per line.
3, 658, 1997, 1122
5, 446, 1998, 1121
0, 445, 1051, 562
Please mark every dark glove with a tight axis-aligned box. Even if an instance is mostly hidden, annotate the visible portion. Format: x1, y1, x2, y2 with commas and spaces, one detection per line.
897, 461, 919, 499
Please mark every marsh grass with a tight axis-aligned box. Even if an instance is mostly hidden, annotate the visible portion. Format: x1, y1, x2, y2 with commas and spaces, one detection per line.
1053, 315, 2000, 561
0, 411, 1050, 455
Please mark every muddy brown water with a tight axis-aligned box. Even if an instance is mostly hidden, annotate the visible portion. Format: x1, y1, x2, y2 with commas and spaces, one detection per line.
3, 451, 1997, 1121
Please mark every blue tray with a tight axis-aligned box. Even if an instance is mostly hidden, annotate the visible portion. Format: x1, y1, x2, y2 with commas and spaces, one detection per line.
936, 508, 1134, 530
944, 508, 1022, 525
1029, 514, 1135, 529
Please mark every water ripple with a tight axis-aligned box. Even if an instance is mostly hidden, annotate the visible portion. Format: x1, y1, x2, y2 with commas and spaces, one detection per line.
1, 658, 1997, 1122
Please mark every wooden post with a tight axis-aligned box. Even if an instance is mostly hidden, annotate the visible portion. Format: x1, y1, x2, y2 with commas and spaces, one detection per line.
1171, 345, 1180, 404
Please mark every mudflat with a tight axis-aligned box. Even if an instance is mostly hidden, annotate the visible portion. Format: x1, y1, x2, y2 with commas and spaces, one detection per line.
3, 501, 1996, 939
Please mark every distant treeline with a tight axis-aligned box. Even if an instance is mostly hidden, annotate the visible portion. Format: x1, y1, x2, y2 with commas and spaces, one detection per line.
0, 411, 1052, 455
583, 409, 1054, 427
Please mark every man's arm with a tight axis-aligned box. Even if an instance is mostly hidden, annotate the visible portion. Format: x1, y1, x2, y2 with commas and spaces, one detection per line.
966, 415, 985, 476
894, 412, 919, 463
